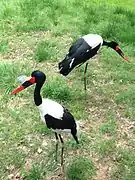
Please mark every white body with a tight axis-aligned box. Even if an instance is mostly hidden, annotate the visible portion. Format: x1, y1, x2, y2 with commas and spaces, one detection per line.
82, 34, 103, 49
37, 98, 75, 133
37, 98, 64, 122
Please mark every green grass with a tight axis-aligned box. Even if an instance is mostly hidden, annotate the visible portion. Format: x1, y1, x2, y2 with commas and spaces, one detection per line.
96, 138, 116, 157
0, 0, 135, 179
111, 149, 135, 180
35, 40, 58, 62
42, 76, 73, 101
22, 163, 46, 180
0, 40, 8, 53
99, 119, 117, 135
66, 157, 95, 180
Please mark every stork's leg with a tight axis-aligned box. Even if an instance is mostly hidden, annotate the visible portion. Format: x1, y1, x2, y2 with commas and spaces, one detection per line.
84, 62, 88, 91
55, 132, 59, 162
59, 134, 64, 167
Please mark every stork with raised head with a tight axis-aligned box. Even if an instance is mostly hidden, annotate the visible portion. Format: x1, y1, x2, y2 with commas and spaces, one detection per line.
11, 70, 79, 167
58, 34, 129, 90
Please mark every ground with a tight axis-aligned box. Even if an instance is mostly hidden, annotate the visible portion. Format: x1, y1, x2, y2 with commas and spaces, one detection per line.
0, 0, 135, 179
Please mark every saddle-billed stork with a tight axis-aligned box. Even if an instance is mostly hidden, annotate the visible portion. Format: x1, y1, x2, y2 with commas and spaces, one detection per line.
58, 34, 129, 90
11, 70, 79, 166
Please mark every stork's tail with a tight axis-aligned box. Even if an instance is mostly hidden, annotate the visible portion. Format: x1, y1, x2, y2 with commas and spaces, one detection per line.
58, 55, 72, 76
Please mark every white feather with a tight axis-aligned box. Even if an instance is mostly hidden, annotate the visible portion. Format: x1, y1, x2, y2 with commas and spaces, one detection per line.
37, 98, 64, 123
69, 58, 75, 68
52, 129, 71, 133
82, 34, 103, 49
52, 122, 80, 134
17, 75, 29, 84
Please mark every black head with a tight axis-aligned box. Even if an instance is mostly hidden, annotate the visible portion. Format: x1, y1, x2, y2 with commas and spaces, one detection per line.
58, 56, 74, 76
31, 70, 46, 84
11, 70, 46, 95
109, 41, 129, 61
109, 41, 119, 50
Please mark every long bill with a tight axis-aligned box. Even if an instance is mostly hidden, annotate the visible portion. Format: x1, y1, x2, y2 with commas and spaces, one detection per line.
115, 46, 129, 62
11, 77, 35, 95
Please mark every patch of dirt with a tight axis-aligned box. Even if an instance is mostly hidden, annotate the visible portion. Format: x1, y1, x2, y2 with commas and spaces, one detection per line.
7, 97, 28, 110
46, 168, 66, 180
1, 31, 53, 62
24, 158, 33, 172
1, 30, 72, 64
95, 164, 111, 180
6, 166, 23, 180
116, 117, 135, 150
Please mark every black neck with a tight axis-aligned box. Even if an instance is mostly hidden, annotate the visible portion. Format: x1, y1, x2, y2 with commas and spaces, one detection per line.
103, 40, 111, 47
34, 83, 43, 106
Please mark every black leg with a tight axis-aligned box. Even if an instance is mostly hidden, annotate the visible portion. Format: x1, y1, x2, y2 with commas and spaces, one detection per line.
55, 132, 59, 162
59, 134, 64, 167
84, 62, 88, 91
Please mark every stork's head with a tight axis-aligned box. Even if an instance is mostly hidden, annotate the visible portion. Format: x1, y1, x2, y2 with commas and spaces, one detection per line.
109, 41, 129, 62
31, 70, 46, 84
11, 70, 46, 95
58, 56, 75, 76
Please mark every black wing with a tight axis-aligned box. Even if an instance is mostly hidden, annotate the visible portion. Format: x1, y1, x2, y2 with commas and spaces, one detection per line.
44, 109, 76, 130
68, 38, 93, 64
69, 41, 101, 66
68, 38, 87, 56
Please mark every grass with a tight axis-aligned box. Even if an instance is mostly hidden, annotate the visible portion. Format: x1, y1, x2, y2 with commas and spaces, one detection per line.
66, 157, 95, 180
42, 76, 73, 101
99, 119, 117, 135
111, 149, 135, 180
22, 163, 46, 180
96, 138, 116, 157
35, 40, 58, 62
0, 40, 8, 53
0, 0, 135, 179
